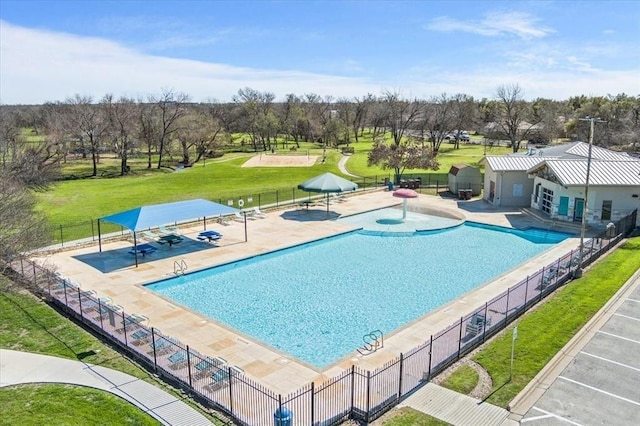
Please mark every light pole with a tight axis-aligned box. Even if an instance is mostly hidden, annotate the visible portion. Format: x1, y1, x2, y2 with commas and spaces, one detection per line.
573, 116, 606, 278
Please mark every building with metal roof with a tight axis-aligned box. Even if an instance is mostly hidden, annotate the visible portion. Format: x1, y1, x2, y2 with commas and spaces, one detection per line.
481, 142, 640, 227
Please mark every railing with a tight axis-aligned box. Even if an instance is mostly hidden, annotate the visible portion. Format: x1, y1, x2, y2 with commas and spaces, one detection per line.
44, 174, 481, 246
5, 210, 636, 426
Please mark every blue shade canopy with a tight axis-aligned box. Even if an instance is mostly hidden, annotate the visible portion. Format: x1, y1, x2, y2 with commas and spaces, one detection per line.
100, 199, 240, 231
297, 172, 358, 193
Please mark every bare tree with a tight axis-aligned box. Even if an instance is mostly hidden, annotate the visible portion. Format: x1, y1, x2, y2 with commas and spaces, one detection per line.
495, 84, 540, 152
102, 94, 138, 175
381, 91, 423, 146
419, 94, 455, 153
150, 89, 190, 168
175, 107, 224, 164
66, 94, 109, 176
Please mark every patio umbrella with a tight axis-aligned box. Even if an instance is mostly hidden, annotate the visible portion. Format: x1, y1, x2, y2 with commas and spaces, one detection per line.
297, 172, 358, 214
393, 188, 418, 219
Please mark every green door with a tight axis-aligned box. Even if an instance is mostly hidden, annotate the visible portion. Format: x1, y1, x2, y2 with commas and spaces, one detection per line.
558, 196, 569, 216
574, 198, 584, 222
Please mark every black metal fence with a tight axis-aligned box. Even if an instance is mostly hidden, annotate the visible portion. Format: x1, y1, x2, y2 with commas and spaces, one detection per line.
46, 174, 471, 246
7, 209, 636, 426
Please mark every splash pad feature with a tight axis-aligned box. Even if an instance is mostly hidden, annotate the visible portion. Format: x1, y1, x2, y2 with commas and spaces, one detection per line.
392, 188, 419, 219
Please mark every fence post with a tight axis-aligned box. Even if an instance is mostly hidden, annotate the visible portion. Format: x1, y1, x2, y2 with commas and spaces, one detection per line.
98, 298, 104, 330
60, 225, 64, 247
78, 288, 83, 319
276, 190, 279, 208
350, 365, 355, 417
151, 328, 158, 372
457, 317, 464, 358
91, 219, 95, 241
186, 346, 193, 388
524, 276, 529, 307
480, 303, 488, 342
427, 335, 433, 381
32, 262, 37, 286
504, 288, 510, 328
229, 366, 234, 415
365, 370, 371, 424
20, 257, 24, 275
398, 352, 404, 399
277, 394, 283, 426
310, 381, 315, 425
539, 267, 545, 302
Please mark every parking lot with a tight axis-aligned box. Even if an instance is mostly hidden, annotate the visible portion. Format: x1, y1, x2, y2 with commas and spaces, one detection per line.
520, 281, 640, 425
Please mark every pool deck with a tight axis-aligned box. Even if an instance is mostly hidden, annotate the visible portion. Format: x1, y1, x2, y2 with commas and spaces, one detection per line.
33, 190, 584, 395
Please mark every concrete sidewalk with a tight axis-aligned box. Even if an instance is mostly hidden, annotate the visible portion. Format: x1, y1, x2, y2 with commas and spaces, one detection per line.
0, 349, 212, 426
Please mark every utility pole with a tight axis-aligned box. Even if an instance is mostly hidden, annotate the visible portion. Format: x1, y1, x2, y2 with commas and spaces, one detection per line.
573, 117, 606, 278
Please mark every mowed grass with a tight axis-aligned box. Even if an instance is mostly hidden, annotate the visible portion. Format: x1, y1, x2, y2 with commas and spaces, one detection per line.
378, 407, 450, 425
440, 365, 479, 395
0, 384, 160, 425
474, 237, 640, 407
0, 275, 223, 425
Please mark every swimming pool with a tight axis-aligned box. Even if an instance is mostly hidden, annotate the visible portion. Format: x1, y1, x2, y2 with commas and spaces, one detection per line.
147, 219, 570, 368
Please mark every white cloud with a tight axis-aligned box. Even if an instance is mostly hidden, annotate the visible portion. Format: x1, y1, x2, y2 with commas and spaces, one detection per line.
426, 11, 554, 40
0, 21, 637, 105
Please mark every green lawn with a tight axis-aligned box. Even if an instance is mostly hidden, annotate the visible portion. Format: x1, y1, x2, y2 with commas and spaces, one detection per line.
474, 237, 640, 407
0, 276, 224, 425
0, 384, 160, 425
378, 407, 450, 425
440, 365, 479, 395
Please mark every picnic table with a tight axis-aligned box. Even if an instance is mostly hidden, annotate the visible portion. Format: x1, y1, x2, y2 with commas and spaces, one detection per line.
158, 234, 183, 247
128, 243, 156, 257
198, 230, 222, 243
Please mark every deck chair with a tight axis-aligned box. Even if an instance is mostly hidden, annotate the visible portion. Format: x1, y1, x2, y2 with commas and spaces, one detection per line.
217, 215, 232, 226
168, 350, 188, 370
250, 207, 267, 218
141, 230, 163, 243
159, 225, 181, 235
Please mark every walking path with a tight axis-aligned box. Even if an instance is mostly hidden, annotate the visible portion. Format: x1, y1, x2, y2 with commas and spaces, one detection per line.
0, 349, 213, 426
338, 154, 360, 177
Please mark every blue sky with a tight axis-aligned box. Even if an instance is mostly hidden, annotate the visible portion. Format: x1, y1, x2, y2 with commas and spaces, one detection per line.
1, 0, 638, 104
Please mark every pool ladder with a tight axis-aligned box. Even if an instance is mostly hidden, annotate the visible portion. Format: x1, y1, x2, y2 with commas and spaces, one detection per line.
174, 259, 188, 275
357, 330, 383, 356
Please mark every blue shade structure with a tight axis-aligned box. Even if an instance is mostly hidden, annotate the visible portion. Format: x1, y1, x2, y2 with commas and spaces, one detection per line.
98, 199, 240, 266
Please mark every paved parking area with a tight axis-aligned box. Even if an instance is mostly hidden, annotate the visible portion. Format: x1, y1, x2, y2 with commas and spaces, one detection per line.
519, 280, 640, 425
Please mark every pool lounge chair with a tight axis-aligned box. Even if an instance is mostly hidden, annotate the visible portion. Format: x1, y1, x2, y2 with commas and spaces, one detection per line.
217, 215, 232, 226
249, 207, 266, 218
159, 225, 181, 235
193, 356, 227, 380
465, 312, 491, 337
167, 350, 188, 370
203, 365, 243, 393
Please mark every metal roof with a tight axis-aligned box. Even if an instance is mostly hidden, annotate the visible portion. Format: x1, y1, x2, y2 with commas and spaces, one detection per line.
483, 156, 549, 171
485, 142, 636, 172
565, 142, 634, 161
528, 160, 640, 186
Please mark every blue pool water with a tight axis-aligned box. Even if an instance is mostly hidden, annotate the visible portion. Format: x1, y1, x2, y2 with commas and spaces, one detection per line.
147, 219, 571, 368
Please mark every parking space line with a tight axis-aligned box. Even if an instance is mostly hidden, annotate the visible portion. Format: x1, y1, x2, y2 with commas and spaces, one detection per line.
613, 313, 640, 321
626, 298, 640, 303
558, 376, 640, 407
523, 407, 582, 425
598, 330, 640, 344
580, 351, 640, 372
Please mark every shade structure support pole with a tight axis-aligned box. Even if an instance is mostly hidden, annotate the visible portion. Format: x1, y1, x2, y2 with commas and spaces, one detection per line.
403, 199, 408, 219
133, 231, 139, 267
98, 219, 102, 252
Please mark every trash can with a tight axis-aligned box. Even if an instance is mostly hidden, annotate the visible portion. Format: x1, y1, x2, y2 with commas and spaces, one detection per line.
387, 181, 394, 191
274, 406, 292, 426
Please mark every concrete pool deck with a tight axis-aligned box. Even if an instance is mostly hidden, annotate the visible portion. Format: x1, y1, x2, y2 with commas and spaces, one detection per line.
32, 190, 585, 395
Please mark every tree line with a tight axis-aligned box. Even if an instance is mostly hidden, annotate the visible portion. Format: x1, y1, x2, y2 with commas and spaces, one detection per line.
0, 84, 638, 179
